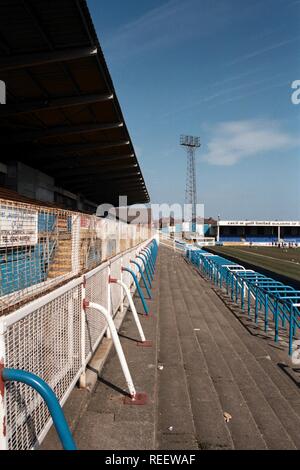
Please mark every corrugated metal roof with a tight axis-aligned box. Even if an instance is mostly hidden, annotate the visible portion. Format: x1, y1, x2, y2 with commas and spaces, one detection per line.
0, 0, 149, 206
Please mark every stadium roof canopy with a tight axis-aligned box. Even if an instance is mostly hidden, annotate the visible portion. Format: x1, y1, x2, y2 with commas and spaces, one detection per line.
0, 0, 149, 206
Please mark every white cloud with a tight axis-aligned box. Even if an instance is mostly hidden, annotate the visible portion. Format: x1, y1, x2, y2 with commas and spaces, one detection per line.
202, 119, 299, 166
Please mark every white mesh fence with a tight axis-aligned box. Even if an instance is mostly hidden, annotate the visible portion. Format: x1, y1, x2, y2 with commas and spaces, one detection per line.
122, 251, 135, 290
3, 281, 82, 450
0, 199, 76, 316
84, 264, 109, 361
110, 256, 123, 317
0, 198, 152, 317
0, 237, 154, 450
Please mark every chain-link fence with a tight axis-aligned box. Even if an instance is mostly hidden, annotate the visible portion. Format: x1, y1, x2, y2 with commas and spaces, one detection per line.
0, 198, 151, 316
0, 235, 155, 450
0, 196, 153, 449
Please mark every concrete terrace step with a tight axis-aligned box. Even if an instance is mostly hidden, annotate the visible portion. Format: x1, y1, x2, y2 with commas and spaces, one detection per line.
70, 258, 161, 450
189, 291, 297, 449
193, 276, 300, 413
55, 247, 72, 253
54, 248, 72, 255
158, 256, 233, 450
206, 298, 300, 448
47, 271, 71, 278
213, 291, 300, 401
41, 244, 300, 450
157, 270, 198, 450
181, 258, 300, 449
166, 256, 267, 450
48, 262, 72, 269
160, 249, 300, 449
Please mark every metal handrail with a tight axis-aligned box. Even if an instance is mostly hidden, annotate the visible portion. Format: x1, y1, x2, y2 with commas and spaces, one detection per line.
109, 277, 147, 343
136, 254, 152, 286
122, 267, 149, 315
188, 249, 300, 356
141, 247, 155, 274
1, 368, 76, 450
130, 259, 152, 299
83, 300, 147, 405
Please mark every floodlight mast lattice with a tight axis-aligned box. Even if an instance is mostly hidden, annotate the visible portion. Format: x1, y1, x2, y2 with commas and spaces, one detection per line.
180, 135, 201, 232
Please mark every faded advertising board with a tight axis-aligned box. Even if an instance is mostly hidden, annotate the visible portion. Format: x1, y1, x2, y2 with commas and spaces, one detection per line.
219, 220, 300, 227
0, 205, 38, 247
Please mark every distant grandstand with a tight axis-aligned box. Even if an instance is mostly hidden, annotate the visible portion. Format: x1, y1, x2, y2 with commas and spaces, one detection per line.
213, 220, 300, 245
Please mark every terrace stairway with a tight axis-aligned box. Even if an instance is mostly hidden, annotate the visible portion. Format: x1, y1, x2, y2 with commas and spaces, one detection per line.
47, 216, 73, 279
43, 244, 300, 450
156, 247, 300, 450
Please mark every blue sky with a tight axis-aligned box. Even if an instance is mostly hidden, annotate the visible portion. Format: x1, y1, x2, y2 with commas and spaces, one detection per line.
87, 0, 300, 219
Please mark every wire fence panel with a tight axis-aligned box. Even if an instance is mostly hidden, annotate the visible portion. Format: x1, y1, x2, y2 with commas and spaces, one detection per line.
0, 197, 152, 317
110, 257, 123, 317
0, 196, 155, 450
84, 265, 109, 360
0, 200, 76, 316
4, 283, 82, 450
122, 250, 136, 290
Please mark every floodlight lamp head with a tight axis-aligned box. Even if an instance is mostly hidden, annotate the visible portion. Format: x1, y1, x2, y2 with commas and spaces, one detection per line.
180, 135, 201, 148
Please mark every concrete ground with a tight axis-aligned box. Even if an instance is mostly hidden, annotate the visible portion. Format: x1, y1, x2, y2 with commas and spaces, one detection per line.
42, 244, 300, 450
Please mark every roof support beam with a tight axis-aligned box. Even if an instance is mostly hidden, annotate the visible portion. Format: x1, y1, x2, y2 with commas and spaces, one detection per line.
69, 174, 141, 189
31, 140, 130, 158
5, 122, 123, 143
76, 185, 145, 195
83, 196, 146, 205
42, 153, 135, 170
56, 159, 136, 178
0, 92, 113, 117
0, 46, 98, 72
58, 169, 138, 183
62, 170, 140, 185
80, 188, 147, 202
91, 181, 146, 189
76, 186, 146, 198
82, 181, 147, 189
83, 185, 145, 193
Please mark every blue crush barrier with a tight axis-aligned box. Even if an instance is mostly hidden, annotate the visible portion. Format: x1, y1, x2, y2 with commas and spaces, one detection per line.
140, 248, 154, 278
122, 239, 158, 315
152, 240, 158, 261
130, 259, 152, 299
137, 254, 153, 286
122, 267, 150, 315
187, 249, 300, 356
1, 368, 76, 450
148, 239, 158, 264
142, 248, 155, 275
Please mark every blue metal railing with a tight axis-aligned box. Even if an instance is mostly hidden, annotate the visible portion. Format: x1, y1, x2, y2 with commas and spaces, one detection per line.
137, 254, 152, 287
141, 249, 154, 278
122, 239, 158, 315
1, 368, 77, 450
130, 260, 152, 299
122, 267, 150, 315
187, 248, 300, 356
141, 248, 155, 276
